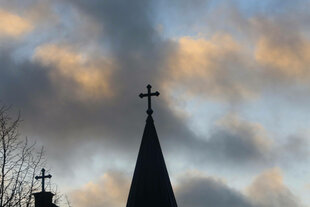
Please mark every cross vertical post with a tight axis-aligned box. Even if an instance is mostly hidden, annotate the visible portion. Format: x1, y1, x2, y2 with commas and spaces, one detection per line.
35, 168, 52, 192
139, 84, 160, 115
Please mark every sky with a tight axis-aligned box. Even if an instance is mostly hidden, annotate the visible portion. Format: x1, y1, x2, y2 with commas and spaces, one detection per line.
1, 0, 310, 206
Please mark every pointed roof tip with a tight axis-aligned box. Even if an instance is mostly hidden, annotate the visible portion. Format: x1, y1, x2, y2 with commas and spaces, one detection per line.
129, 85, 177, 207
146, 114, 154, 122
126, 112, 178, 207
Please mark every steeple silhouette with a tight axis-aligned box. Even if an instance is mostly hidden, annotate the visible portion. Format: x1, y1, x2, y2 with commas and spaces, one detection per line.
33, 169, 58, 207
126, 85, 178, 207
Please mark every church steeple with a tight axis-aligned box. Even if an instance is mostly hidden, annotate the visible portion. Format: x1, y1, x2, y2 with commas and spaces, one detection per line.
33, 169, 58, 207
126, 85, 178, 207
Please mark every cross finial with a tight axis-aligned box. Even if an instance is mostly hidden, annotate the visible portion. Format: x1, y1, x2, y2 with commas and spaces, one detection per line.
35, 168, 52, 192
139, 84, 160, 115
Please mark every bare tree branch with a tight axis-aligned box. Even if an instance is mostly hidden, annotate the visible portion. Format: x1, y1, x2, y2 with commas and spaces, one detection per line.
0, 106, 46, 207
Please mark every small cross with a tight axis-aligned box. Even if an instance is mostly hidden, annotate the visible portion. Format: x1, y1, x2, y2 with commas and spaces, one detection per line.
35, 168, 52, 192
139, 84, 160, 115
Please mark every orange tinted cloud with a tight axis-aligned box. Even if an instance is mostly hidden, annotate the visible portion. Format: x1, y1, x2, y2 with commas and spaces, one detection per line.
247, 168, 301, 207
33, 44, 114, 100
70, 171, 129, 207
164, 34, 257, 102
0, 9, 33, 38
249, 15, 310, 83
255, 36, 310, 79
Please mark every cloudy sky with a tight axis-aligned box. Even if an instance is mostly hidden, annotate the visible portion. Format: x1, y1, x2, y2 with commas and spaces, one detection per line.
1, 0, 310, 206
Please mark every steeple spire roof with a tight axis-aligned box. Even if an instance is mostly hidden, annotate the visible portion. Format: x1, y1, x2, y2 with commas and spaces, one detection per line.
126, 85, 178, 207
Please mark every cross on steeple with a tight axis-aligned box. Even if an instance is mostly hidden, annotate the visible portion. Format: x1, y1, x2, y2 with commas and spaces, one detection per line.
35, 168, 52, 192
139, 84, 160, 115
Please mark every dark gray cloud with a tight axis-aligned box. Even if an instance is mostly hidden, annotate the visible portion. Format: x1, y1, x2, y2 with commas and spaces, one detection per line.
206, 129, 269, 163
0, 51, 53, 113
176, 175, 253, 207
170, 115, 273, 169
175, 168, 303, 207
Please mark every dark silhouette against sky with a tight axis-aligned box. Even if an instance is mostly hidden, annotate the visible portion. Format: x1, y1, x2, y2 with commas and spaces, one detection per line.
126, 85, 177, 207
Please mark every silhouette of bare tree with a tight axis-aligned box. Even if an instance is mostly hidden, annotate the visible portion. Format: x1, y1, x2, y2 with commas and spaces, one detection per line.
0, 106, 45, 207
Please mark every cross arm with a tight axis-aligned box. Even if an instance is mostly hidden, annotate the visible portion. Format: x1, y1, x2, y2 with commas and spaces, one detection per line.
139, 91, 160, 98
35, 174, 52, 180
